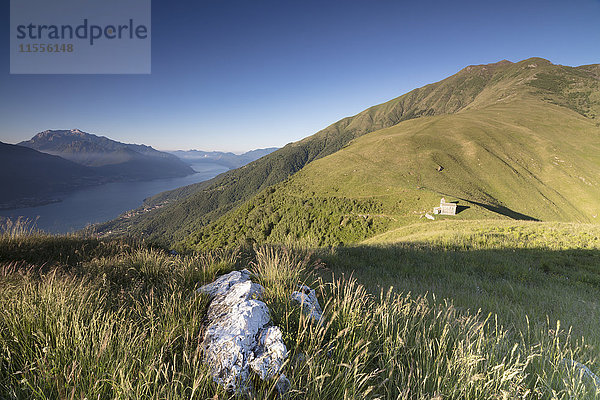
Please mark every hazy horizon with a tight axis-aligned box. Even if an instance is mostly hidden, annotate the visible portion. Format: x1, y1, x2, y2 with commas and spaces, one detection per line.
5, 127, 279, 154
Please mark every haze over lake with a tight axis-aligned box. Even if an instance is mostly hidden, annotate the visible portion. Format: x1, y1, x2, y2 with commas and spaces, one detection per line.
0, 162, 229, 234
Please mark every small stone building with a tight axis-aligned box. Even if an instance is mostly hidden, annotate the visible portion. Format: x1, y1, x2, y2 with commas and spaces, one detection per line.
433, 198, 457, 215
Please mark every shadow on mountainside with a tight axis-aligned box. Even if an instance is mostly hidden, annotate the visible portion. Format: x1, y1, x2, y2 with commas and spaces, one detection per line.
465, 200, 540, 221
456, 204, 470, 214
432, 192, 539, 221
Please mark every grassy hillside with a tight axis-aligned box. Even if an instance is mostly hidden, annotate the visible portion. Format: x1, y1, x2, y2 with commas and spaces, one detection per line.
184, 97, 600, 249
3, 223, 600, 398
316, 220, 600, 397
363, 219, 600, 247
96, 57, 600, 245
324, 220, 600, 342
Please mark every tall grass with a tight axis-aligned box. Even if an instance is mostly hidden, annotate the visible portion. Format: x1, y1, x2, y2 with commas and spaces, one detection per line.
253, 246, 600, 399
2, 237, 599, 398
0, 216, 39, 238
0, 244, 239, 399
322, 221, 600, 375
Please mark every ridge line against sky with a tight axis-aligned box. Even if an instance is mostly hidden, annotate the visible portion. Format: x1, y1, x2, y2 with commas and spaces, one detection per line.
1, 0, 599, 152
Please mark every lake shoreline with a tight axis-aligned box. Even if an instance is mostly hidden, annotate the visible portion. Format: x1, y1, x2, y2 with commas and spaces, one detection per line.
0, 162, 230, 234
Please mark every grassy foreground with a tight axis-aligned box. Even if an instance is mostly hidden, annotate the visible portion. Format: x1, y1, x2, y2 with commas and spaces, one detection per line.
321, 221, 600, 344
1, 221, 600, 398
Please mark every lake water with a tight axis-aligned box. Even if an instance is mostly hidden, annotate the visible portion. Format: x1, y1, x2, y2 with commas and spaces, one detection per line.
0, 162, 229, 234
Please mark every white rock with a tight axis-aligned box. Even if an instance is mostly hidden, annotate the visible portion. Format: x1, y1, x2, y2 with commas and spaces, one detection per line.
206, 280, 264, 320
200, 270, 289, 395
291, 285, 323, 322
203, 297, 270, 391
249, 326, 288, 380
197, 268, 252, 297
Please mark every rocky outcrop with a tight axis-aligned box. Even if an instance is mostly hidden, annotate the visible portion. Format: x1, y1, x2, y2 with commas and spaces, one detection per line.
249, 326, 290, 393
291, 285, 323, 322
197, 270, 290, 395
198, 269, 252, 297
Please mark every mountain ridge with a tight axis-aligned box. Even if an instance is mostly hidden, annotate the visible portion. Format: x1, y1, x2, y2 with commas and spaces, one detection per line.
186, 97, 600, 249
168, 147, 278, 169
95, 58, 600, 245
20, 129, 194, 180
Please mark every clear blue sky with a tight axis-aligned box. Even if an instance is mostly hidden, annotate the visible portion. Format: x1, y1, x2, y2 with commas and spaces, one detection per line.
1, 0, 599, 152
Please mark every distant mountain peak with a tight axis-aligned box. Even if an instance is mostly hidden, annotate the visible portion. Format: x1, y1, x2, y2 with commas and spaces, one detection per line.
519, 57, 553, 65
32, 129, 96, 142
462, 59, 514, 73
69, 128, 88, 137
19, 128, 194, 178
461, 58, 553, 73
168, 147, 279, 169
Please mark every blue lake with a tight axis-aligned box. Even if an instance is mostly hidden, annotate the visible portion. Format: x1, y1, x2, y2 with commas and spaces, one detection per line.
0, 162, 229, 234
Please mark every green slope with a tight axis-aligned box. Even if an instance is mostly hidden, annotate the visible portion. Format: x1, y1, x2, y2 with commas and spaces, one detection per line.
97, 57, 585, 242
183, 61, 600, 249
362, 220, 600, 248
98, 58, 600, 247
4, 226, 600, 398
318, 220, 600, 361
